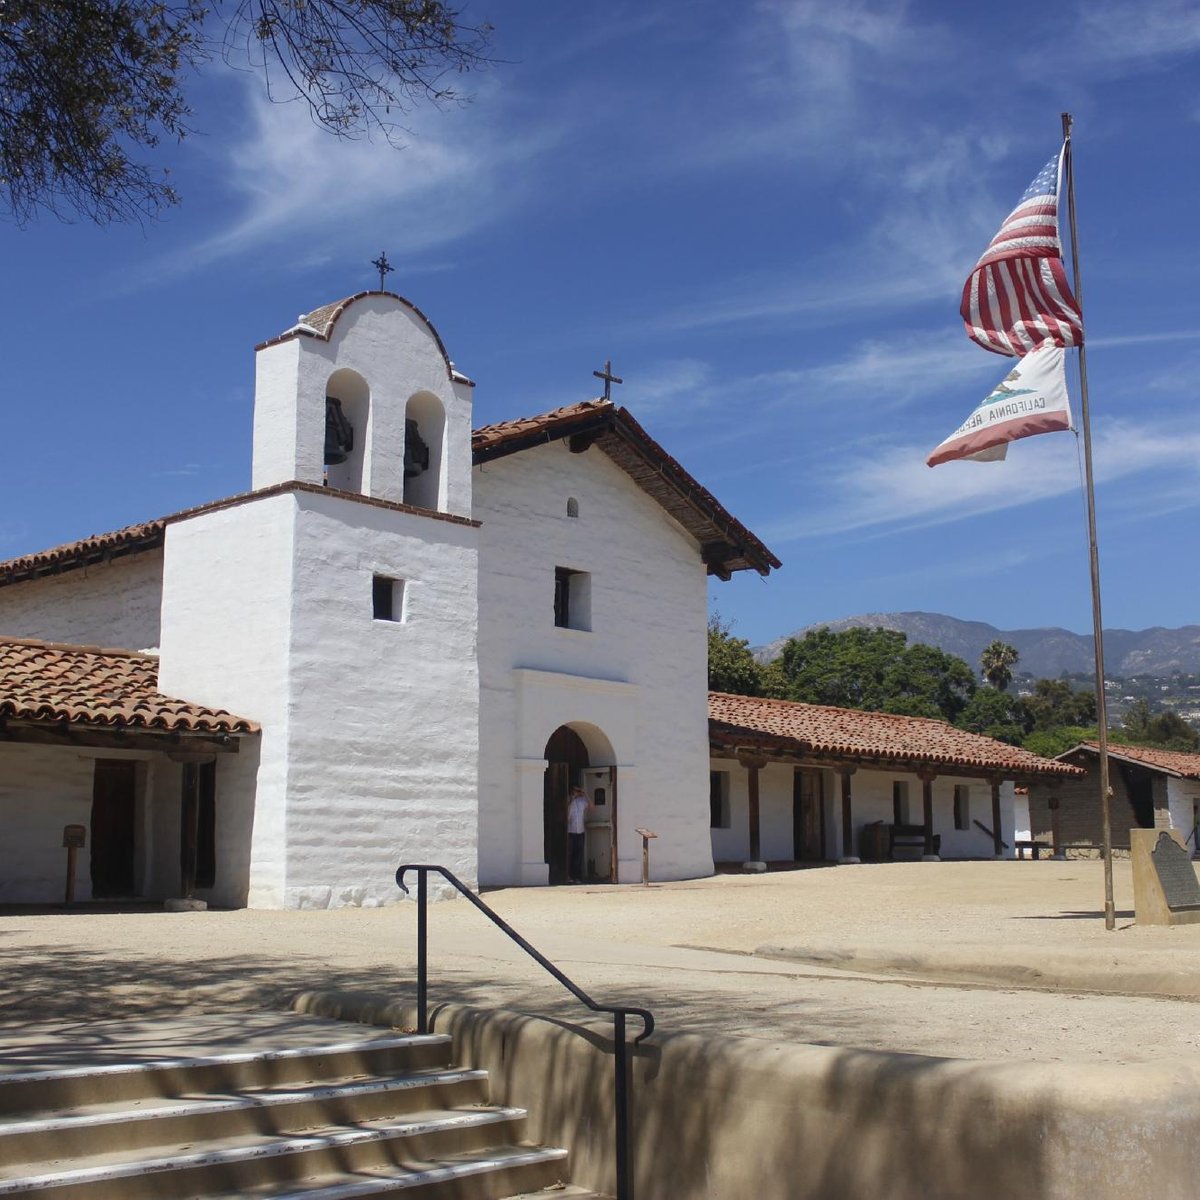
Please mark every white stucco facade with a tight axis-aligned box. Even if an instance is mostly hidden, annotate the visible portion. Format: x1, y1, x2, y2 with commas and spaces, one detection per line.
474, 442, 713, 886
0, 553, 163, 650
0, 291, 752, 907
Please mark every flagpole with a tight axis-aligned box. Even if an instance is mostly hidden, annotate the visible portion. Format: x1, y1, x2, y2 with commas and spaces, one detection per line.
1060, 111, 1115, 931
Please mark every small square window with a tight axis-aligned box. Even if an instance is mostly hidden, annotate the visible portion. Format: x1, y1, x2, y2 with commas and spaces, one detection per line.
373, 575, 405, 622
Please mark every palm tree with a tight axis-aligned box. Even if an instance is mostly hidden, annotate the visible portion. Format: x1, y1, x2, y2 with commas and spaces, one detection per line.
980, 641, 1019, 691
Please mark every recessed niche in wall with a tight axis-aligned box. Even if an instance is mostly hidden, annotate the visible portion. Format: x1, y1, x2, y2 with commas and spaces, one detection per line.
566, 497, 579, 518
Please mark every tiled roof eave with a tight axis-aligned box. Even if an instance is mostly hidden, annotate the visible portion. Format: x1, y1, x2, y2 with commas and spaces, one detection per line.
709, 725, 1081, 779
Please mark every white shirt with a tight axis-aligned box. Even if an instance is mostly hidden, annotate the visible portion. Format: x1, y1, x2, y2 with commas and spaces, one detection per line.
567, 794, 589, 834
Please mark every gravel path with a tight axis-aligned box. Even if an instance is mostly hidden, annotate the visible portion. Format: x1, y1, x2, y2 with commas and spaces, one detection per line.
5, 860, 1200, 1065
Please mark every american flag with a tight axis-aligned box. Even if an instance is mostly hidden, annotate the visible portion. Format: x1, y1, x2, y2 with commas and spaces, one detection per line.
960, 149, 1084, 357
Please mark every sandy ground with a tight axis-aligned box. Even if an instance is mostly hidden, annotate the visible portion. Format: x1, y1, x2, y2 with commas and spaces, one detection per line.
5, 860, 1200, 1065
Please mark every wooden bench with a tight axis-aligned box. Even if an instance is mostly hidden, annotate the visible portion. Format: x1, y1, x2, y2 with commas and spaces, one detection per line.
889, 824, 940, 860
1014, 839, 1052, 860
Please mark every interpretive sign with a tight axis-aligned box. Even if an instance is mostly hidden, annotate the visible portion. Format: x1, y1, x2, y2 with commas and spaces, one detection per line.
1131, 828, 1200, 926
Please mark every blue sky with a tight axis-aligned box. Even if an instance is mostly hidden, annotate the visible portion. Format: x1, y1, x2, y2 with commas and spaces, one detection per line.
4, 0, 1199, 647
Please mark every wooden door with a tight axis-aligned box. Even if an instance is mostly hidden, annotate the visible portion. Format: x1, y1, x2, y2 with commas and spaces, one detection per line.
793, 769, 825, 862
91, 761, 137, 898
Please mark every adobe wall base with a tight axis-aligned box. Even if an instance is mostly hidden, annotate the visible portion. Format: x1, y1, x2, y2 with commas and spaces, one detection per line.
293, 990, 1200, 1200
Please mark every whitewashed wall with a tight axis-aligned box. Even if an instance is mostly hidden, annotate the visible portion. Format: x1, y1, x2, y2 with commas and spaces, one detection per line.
709, 756, 1013, 861
158, 494, 297, 908
159, 488, 479, 909
283, 488, 479, 906
475, 442, 712, 886
0, 745, 96, 903
1167, 777, 1200, 849
0, 552, 163, 649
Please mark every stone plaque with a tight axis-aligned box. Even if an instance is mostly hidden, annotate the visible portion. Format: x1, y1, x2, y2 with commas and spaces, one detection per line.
1131, 827, 1200, 926
1151, 832, 1200, 912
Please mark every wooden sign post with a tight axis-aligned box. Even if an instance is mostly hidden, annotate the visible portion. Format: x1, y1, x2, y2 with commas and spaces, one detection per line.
635, 827, 658, 887
62, 824, 86, 904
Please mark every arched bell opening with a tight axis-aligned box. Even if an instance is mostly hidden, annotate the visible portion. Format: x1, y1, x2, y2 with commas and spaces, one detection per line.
324, 367, 370, 493
543, 722, 617, 886
403, 391, 445, 510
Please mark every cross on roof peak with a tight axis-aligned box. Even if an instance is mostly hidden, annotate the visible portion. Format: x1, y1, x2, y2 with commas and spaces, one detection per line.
593, 359, 623, 402
371, 251, 394, 291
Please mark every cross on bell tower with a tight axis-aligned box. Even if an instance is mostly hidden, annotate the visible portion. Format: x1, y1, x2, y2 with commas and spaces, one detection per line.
371, 251, 394, 292
592, 359, 623, 401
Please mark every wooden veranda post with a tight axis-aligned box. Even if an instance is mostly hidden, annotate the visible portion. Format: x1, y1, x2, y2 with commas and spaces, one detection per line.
919, 772, 937, 859
990, 778, 1004, 859
839, 768, 860, 863
738, 752, 769, 865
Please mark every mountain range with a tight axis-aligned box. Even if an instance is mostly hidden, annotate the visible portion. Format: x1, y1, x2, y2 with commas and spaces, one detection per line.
755, 612, 1200, 678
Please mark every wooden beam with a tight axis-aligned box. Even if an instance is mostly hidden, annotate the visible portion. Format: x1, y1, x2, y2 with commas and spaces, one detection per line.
747, 763, 762, 863
180, 762, 199, 899
0, 719, 241, 755
568, 431, 600, 454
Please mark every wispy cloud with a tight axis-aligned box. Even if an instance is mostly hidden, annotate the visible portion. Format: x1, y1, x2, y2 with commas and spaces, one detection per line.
121, 75, 562, 287
760, 416, 1200, 541
1073, 0, 1200, 66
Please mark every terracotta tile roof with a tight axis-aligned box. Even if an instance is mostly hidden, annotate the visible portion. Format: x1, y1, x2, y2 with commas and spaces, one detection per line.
0, 638, 258, 735
1066, 741, 1200, 780
473, 401, 780, 578
0, 480, 477, 590
709, 692, 1082, 779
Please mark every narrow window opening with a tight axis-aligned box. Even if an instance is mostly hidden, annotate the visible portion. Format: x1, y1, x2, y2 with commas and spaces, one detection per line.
710, 771, 731, 829
953, 785, 970, 831
892, 781, 910, 826
373, 575, 405, 622
554, 567, 591, 631
566, 497, 579, 518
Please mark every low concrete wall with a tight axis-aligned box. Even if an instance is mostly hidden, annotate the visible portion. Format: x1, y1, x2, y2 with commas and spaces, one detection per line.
292, 990, 1200, 1200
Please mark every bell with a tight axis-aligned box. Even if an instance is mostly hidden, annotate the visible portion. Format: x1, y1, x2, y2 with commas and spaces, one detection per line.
404, 418, 430, 478
324, 397, 354, 465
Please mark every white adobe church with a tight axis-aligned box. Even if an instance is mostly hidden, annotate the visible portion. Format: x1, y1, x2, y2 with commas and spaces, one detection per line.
0, 291, 780, 908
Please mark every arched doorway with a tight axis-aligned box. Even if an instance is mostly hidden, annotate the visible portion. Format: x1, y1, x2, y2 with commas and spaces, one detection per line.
544, 726, 589, 885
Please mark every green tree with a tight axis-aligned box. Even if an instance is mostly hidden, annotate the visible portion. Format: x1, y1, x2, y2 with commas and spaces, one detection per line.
980, 640, 1019, 691
1116, 699, 1200, 752
1023, 725, 1097, 759
707, 615, 765, 697
0, 0, 492, 223
774, 626, 976, 723
1025, 678, 1097, 731
957, 687, 1031, 745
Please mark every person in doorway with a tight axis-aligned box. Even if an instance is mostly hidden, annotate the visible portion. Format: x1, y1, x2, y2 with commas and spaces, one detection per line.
566, 785, 589, 884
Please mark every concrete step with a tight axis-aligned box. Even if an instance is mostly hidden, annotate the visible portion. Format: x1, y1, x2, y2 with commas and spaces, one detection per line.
0, 1031, 454, 1118
0, 1105, 541, 1199
0, 1066, 491, 1164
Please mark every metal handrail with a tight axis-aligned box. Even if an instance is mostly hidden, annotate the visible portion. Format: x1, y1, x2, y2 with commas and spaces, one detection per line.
395, 863, 653, 1200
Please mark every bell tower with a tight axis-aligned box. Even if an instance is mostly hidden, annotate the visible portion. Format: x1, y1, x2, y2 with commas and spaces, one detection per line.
251, 291, 475, 519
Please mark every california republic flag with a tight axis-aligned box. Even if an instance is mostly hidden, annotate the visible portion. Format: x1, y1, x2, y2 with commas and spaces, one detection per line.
927, 342, 1074, 466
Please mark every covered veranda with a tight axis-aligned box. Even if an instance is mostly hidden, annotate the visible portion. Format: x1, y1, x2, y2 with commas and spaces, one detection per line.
0, 638, 258, 907
708, 692, 1082, 866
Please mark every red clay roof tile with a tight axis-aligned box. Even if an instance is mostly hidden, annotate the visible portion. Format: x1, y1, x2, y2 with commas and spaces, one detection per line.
709, 691, 1081, 778
0, 638, 258, 735
1069, 741, 1200, 780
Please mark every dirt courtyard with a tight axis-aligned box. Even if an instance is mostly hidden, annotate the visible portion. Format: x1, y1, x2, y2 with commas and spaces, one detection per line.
5, 859, 1200, 1065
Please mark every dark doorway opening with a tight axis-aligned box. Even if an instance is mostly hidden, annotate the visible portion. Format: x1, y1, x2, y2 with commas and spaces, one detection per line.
793, 769, 825, 861
1120, 764, 1156, 829
544, 726, 589, 886
91, 761, 137, 898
